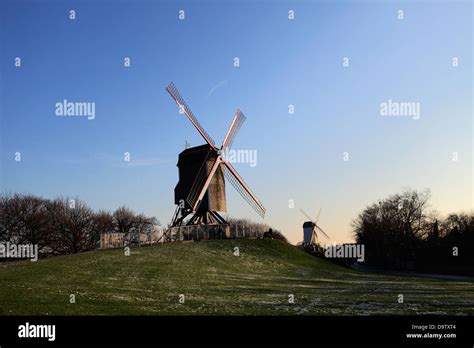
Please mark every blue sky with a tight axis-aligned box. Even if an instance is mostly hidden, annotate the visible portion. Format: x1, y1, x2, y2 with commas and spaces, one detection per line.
1, 0, 472, 244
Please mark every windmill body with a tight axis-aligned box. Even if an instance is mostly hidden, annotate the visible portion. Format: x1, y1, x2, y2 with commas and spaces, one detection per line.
175, 144, 226, 213
302, 221, 315, 244
300, 208, 330, 245
174, 144, 227, 225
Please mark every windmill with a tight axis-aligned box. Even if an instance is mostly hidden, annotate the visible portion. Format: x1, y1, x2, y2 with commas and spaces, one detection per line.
166, 82, 266, 227
300, 208, 330, 245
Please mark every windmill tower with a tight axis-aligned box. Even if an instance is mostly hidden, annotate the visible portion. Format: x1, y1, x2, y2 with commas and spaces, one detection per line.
166, 82, 266, 227
300, 208, 330, 245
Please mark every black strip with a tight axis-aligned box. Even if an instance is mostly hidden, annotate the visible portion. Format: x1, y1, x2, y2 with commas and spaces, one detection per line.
0, 315, 473, 345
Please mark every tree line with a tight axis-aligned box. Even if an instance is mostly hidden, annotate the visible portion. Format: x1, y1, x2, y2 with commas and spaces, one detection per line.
352, 189, 474, 275
0, 193, 288, 260
0, 193, 158, 257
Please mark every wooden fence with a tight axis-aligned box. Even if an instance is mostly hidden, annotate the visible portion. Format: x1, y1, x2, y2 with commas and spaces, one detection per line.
100, 223, 265, 249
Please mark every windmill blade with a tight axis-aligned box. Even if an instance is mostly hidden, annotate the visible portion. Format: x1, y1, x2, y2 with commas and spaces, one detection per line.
222, 159, 266, 218
299, 208, 315, 222
315, 208, 322, 224
190, 156, 223, 211
221, 110, 246, 152
315, 225, 330, 240
186, 151, 213, 209
166, 82, 217, 150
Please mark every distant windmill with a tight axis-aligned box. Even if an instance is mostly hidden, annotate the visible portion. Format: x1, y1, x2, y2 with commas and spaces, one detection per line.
166, 82, 266, 226
300, 208, 330, 245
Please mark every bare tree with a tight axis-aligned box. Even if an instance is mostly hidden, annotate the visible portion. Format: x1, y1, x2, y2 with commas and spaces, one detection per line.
1, 193, 161, 256
89, 210, 114, 249
113, 206, 138, 245
353, 189, 433, 269
133, 214, 158, 245
0, 193, 51, 252
47, 197, 95, 254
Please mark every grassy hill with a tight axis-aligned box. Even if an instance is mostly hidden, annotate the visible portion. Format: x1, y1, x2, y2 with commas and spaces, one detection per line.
0, 239, 473, 315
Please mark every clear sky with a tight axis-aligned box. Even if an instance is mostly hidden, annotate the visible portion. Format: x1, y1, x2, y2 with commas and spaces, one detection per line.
1, 0, 472, 244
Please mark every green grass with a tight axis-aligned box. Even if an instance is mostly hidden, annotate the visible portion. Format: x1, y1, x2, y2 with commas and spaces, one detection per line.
0, 239, 473, 315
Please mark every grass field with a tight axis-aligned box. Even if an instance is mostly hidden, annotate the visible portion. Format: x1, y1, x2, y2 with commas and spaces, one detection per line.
0, 239, 473, 315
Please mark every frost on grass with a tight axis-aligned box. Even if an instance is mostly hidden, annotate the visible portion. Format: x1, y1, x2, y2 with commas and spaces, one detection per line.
1, 240, 473, 315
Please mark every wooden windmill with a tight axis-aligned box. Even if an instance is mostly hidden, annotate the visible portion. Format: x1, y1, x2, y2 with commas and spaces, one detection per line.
166, 82, 266, 227
300, 208, 330, 245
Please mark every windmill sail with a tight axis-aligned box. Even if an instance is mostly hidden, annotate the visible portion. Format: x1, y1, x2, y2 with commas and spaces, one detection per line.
222, 160, 266, 218
166, 82, 216, 149
221, 110, 246, 152
316, 225, 330, 239
186, 150, 213, 209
